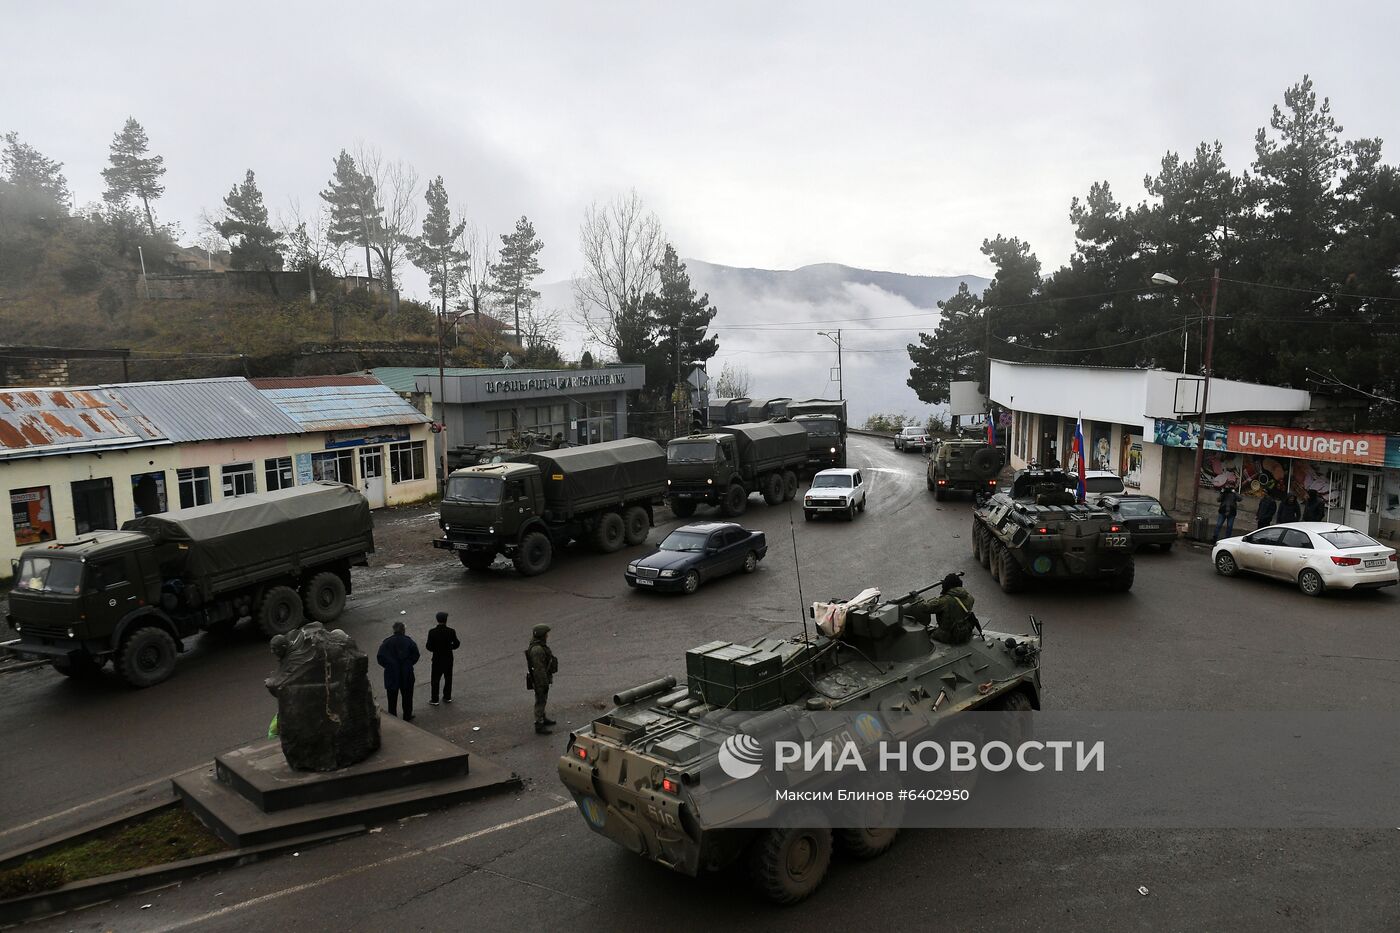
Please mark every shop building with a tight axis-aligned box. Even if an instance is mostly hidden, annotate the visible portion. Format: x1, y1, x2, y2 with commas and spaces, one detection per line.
989, 361, 1400, 538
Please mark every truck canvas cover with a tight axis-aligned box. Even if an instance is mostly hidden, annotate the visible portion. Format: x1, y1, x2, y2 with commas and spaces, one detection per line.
785, 398, 847, 423
122, 483, 373, 590
513, 437, 666, 516
716, 421, 809, 475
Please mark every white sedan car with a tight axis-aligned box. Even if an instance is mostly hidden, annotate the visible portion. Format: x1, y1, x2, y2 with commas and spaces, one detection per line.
803, 468, 866, 521
1212, 522, 1398, 596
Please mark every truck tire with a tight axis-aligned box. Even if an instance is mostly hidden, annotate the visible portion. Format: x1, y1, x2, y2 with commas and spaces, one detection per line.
256, 585, 304, 638
721, 484, 748, 517
115, 626, 178, 688
514, 531, 553, 576
669, 499, 697, 519
1105, 557, 1136, 592
761, 473, 784, 506
301, 571, 347, 623
460, 549, 497, 571
748, 824, 832, 904
998, 548, 1027, 593
53, 652, 104, 680
972, 446, 1004, 479
782, 471, 799, 501
623, 506, 650, 546
972, 525, 982, 562
934, 482, 946, 501
593, 511, 626, 553
979, 527, 993, 569
834, 826, 899, 859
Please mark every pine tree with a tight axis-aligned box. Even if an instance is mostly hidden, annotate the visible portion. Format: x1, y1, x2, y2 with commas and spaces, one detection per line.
489, 215, 545, 342
101, 117, 165, 235
406, 176, 466, 317
640, 245, 720, 412
320, 149, 382, 281
906, 282, 985, 404
216, 170, 284, 274
1, 132, 69, 211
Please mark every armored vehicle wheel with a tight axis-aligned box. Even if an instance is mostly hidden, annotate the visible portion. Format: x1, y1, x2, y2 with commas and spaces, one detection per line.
593, 511, 626, 553
116, 626, 178, 688
998, 547, 1027, 593
972, 526, 982, 562
459, 549, 496, 571
1214, 551, 1238, 576
742, 551, 759, 573
1104, 557, 1135, 592
782, 470, 799, 501
623, 505, 650, 546
514, 531, 553, 576
257, 585, 304, 638
988, 689, 1034, 745
53, 652, 104, 680
980, 529, 993, 569
834, 826, 899, 859
670, 499, 697, 518
681, 570, 701, 595
762, 473, 784, 506
301, 571, 347, 623
748, 824, 832, 905
721, 483, 748, 517
1298, 567, 1325, 597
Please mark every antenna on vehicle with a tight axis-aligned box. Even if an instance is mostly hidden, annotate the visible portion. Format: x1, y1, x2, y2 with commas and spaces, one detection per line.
787, 493, 811, 645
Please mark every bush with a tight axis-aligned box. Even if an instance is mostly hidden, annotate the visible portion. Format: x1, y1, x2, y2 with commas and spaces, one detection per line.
59, 259, 104, 293
864, 413, 912, 433
0, 861, 69, 899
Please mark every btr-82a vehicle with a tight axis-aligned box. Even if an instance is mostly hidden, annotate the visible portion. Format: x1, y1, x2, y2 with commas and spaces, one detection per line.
971, 467, 1134, 592
558, 580, 1042, 903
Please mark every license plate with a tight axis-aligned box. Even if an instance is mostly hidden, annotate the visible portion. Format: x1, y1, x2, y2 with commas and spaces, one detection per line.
1136, 523, 1161, 531
636, 578, 654, 586
1365, 559, 1386, 569
1103, 535, 1129, 548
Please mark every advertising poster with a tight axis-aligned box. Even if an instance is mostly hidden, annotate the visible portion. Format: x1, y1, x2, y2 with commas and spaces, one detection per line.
10, 486, 55, 545
1200, 450, 1243, 490
1153, 418, 1227, 451
1289, 460, 1334, 505
1090, 424, 1112, 471
1238, 455, 1288, 500
1383, 473, 1400, 522
1120, 431, 1143, 488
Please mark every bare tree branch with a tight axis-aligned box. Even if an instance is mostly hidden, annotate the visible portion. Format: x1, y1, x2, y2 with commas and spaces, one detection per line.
573, 188, 663, 357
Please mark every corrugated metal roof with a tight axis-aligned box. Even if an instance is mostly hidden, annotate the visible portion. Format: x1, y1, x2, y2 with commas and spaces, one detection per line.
0, 387, 166, 458
364, 367, 561, 393
114, 377, 305, 442
249, 375, 380, 390
260, 383, 430, 431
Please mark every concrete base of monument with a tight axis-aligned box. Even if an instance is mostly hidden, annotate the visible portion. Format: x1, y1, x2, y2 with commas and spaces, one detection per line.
173, 716, 521, 847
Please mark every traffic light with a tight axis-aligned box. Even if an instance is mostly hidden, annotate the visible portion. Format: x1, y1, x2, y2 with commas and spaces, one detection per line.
689, 408, 706, 432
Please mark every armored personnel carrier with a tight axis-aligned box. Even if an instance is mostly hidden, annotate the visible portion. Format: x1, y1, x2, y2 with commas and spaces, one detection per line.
558, 580, 1042, 903
971, 467, 1134, 592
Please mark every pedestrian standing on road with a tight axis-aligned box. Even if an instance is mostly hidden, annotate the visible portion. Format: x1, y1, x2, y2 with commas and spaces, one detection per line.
426, 611, 460, 707
1212, 482, 1240, 543
1256, 491, 1278, 528
377, 621, 420, 722
1278, 493, 1301, 525
1302, 489, 1327, 523
526, 624, 558, 734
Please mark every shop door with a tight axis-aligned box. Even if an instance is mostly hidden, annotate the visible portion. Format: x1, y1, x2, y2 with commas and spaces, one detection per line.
359, 447, 386, 508
71, 478, 116, 533
1345, 471, 1378, 533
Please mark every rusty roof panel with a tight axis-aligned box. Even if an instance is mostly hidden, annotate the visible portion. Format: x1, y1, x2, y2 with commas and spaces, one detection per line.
259, 383, 430, 431
111, 378, 304, 442
0, 386, 167, 457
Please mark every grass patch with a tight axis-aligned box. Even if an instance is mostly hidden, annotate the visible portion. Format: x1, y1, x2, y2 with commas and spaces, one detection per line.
0, 808, 227, 899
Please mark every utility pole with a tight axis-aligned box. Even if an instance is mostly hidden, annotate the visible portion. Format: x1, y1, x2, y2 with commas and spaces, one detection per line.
437, 307, 448, 488
673, 323, 681, 439
818, 329, 843, 400
1187, 268, 1220, 538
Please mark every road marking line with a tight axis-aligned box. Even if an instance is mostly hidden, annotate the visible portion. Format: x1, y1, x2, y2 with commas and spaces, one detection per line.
0, 772, 190, 840
147, 803, 575, 932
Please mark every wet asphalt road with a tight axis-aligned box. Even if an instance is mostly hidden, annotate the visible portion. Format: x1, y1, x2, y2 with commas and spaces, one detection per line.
4, 435, 1400, 931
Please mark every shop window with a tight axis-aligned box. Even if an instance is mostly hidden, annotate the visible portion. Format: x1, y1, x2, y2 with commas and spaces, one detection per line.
265, 457, 295, 491
389, 441, 427, 484
222, 462, 257, 498
177, 467, 212, 509
487, 408, 520, 445
72, 478, 117, 533
311, 449, 354, 484
10, 486, 55, 546
131, 472, 167, 517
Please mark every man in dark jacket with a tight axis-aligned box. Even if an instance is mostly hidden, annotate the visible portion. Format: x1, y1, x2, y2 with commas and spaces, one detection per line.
1302, 489, 1327, 522
377, 621, 420, 722
526, 624, 558, 734
1212, 482, 1240, 543
1256, 492, 1278, 528
426, 611, 460, 706
921, 573, 978, 645
1277, 493, 1301, 525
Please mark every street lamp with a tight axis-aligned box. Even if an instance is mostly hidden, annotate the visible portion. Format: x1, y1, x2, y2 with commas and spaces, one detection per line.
1153, 269, 1221, 540
817, 330, 843, 401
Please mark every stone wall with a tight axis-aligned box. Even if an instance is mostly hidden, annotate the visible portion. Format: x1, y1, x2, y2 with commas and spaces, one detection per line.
141, 270, 388, 302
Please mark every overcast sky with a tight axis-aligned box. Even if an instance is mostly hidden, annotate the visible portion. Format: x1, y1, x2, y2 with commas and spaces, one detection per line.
7, 1, 1398, 297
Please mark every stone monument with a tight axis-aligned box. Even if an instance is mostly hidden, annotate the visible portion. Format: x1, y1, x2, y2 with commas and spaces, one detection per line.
264, 622, 381, 771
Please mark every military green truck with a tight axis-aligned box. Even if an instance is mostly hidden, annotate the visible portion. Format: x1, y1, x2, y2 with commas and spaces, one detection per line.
707, 397, 751, 427
971, 467, 1135, 592
435, 437, 666, 576
665, 421, 809, 518
791, 413, 846, 469
927, 438, 1005, 502
744, 398, 792, 421
6, 483, 374, 688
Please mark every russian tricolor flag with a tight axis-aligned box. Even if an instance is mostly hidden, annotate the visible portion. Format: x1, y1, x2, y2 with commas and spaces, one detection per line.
1072, 415, 1087, 503
986, 415, 995, 446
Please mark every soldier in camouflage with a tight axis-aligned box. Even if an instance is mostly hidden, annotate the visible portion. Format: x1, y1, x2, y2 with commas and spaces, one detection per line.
922, 572, 976, 645
526, 624, 559, 734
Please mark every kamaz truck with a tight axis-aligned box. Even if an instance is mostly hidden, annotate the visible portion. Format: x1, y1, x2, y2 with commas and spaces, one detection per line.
791, 413, 846, 469
665, 421, 809, 518
707, 397, 750, 427
435, 437, 666, 576
744, 398, 792, 421
6, 483, 374, 688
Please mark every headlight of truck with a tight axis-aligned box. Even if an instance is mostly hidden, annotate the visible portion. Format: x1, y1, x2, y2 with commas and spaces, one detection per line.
660, 569, 679, 578
66, 627, 75, 639
667, 479, 672, 485
830, 447, 836, 454
487, 526, 494, 534
706, 478, 713, 485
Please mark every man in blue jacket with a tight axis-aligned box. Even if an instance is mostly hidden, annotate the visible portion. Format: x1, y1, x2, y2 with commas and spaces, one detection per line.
377, 621, 420, 722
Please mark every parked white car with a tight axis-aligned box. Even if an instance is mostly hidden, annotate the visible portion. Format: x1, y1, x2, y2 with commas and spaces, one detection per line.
1083, 470, 1125, 495
894, 426, 932, 453
803, 468, 866, 521
1212, 522, 1398, 596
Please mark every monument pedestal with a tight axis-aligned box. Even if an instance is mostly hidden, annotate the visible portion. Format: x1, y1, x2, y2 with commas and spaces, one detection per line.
174, 717, 519, 847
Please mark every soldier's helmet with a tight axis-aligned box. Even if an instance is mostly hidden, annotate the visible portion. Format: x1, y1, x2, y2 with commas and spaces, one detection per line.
939, 572, 963, 591
532, 624, 551, 638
